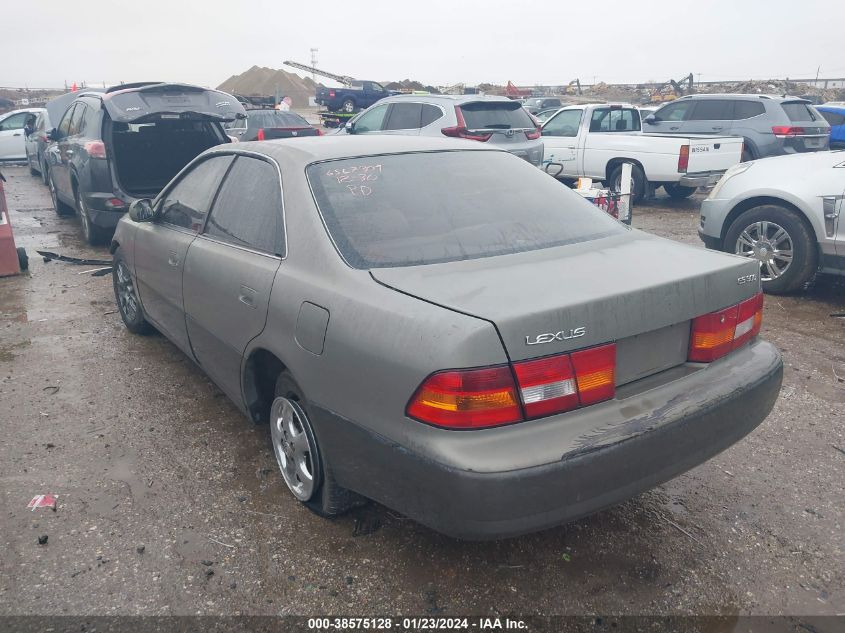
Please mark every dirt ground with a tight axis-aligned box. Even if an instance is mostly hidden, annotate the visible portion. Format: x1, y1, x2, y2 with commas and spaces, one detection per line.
0, 164, 843, 618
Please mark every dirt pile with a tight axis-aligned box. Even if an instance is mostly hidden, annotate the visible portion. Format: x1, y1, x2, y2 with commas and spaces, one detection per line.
217, 66, 320, 108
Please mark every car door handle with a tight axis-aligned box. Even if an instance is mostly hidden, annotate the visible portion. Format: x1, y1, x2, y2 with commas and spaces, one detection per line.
670, 126, 680, 131
13, 132, 21, 137
712, 126, 723, 131
238, 285, 257, 309
167, 251, 180, 267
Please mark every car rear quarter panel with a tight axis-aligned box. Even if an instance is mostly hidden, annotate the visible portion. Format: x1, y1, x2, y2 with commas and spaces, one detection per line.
244, 161, 508, 446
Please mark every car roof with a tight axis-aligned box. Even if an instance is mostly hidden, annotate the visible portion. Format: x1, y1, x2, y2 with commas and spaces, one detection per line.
1, 107, 46, 117
672, 93, 804, 102
817, 104, 845, 113
222, 135, 500, 167
379, 93, 518, 104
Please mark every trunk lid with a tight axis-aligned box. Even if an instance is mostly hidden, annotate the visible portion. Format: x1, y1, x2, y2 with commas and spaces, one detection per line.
371, 231, 760, 382
686, 135, 743, 172
458, 101, 543, 166
103, 83, 246, 124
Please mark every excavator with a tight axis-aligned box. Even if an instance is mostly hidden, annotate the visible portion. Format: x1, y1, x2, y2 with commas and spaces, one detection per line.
649, 73, 694, 103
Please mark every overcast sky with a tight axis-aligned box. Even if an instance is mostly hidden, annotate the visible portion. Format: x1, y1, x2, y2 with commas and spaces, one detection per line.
4, 0, 844, 90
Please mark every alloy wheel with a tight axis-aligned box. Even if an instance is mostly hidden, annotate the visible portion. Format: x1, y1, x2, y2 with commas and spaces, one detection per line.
270, 397, 316, 501
77, 191, 91, 241
734, 220, 793, 281
115, 261, 140, 322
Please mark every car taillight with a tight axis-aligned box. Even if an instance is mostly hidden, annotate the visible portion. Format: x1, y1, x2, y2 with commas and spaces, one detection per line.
441, 106, 493, 142
84, 141, 106, 159
329, 90, 335, 98
570, 344, 617, 405
406, 366, 521, 429
315, 128, 323, 136
104, 197, 124, 209
256, 128, 265, 141
772, 126, 806, 137
678, 144, 689, 173
408, 343, 617, 428
525, 127, 541, 140
512, 354, 578, 418
689, 292, 763, 362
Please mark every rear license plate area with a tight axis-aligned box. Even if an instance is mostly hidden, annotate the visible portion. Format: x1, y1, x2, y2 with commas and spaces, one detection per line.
615, 321, 690, 386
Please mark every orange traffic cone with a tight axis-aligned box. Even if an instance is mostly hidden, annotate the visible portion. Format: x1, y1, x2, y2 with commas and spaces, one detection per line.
0, 171, 28, 277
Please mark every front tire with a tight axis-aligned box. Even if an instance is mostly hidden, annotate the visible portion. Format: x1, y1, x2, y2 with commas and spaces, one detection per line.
724, 205, 817, 294
610, 163, 646, 204
112, 249, 153, 335
664, 183, 697, 199
271, 374, 363, 517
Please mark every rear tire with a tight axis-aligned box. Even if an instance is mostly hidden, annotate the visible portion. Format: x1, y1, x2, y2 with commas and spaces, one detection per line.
17, 247, 28, 271
664, 183, 697, 199
610, 163, 646, 203
272, 373, 364, 517
48, 170, 74, 217
112, 248, 153, 335
724, 205, 817, 295
341, 98, 356, 114
76, 187, 109, 246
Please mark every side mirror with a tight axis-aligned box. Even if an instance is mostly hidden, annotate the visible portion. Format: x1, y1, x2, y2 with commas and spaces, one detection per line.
345, 121, 356, 134
644, 114, 658, 124
545, 162, 564, 178
128, 199, 155, 223
47, 127, 60, 142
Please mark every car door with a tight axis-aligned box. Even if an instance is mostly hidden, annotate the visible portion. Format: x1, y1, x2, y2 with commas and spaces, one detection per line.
643, 99, 694, 134
182, 155, 283, 399
48, 104, 79, 197
684, 99, 735, 135
133, 154, 235, 355
381, 102, 423, 136
0, 112, 30, 160
349, 103, 389, 134
541, 109, 583, 176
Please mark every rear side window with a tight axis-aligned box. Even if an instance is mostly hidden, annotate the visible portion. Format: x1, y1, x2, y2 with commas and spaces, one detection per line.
733, 101, 765, 120
655, 100, 693, 122
307, 151, 623, 268
782, 102, 820, 122
420, 104, 443, 127
204, 157, 284, 256
384, 103, 423, 130
589, 108, 641, 132
689, 100, 734, 120
58, 104, 77, 136
160, 155, 234, 231
820, 110, 845, 126
459, 101, 535, 129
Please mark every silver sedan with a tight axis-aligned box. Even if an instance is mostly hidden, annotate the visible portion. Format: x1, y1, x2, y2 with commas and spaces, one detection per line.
111, 136, 782, 539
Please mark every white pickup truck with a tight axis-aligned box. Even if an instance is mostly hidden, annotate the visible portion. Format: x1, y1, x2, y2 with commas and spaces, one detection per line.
541, 104, 743, 201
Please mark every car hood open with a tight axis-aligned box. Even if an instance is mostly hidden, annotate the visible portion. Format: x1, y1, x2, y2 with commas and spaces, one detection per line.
102, 83, 246, 124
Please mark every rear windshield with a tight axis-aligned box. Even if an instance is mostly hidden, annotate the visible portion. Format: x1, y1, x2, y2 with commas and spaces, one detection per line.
247, 111, 310, 128
459, 101, 535, 129
782, 102, 820, 122
307, 151, 624, 269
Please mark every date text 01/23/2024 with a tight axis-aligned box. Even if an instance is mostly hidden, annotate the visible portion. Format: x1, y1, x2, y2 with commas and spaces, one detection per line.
307, 617, 528, 630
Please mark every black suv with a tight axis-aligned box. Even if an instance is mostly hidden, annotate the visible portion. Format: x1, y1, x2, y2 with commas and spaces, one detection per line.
45, 83, 245, 244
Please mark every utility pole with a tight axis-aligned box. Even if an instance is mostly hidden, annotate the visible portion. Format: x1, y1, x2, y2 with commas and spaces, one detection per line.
815, 65, 820, 87
310, 48, 319, 81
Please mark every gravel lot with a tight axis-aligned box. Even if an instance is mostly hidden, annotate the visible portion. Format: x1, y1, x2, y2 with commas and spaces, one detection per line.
0, 163, 843, 618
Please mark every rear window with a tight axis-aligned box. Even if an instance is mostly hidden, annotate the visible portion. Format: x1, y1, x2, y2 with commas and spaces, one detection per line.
307, 151, 624, 269
459, 101, 535, 129
781, 102, 820, 122
247, 111, 309, 128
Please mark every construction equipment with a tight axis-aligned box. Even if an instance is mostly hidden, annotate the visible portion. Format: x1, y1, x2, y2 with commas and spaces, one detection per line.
565, 79, 582, 96
283, 61, 354, 87
649, 73, 694, 103
505, 81, 532, 98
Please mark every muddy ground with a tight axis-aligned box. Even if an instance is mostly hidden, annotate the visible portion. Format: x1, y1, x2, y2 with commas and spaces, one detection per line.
0, 164, 843, 617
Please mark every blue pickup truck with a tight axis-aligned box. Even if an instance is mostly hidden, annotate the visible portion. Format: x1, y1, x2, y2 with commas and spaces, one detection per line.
315, 81, 393, 113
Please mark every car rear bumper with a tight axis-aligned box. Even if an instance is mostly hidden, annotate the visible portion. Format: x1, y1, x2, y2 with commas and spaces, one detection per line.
679, 171, 725, 187
83, 192, 130, 228
313, 339, 783, 539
